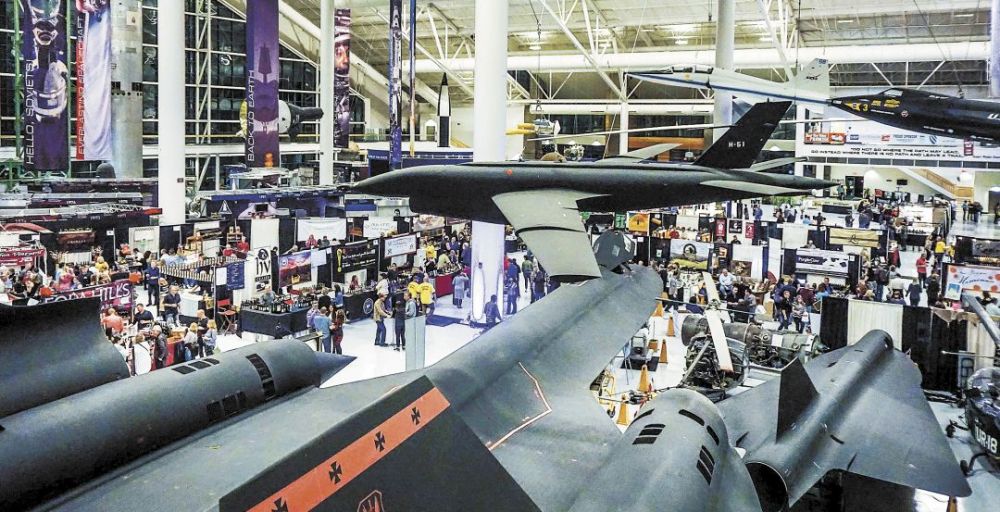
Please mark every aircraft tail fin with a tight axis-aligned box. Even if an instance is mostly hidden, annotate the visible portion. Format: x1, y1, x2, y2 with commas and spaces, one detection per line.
219, 376, 540, 512
790, 58, 830, 97
694, 101, 791, 169
776, 359, 817, 438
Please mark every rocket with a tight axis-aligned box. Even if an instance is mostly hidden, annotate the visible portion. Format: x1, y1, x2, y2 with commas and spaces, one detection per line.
437, 75, 451, 147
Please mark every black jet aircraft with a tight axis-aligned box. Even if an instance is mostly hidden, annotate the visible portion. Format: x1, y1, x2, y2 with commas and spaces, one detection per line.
829, 88, 1000, 142
352, 101, 834, 281
13, 235, 971, 512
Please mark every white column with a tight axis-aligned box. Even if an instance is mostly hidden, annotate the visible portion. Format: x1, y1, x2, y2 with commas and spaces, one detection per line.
319, 0, 335, 185
713, 0, 735, 141
619, 101, 630, 155
992, 0, 1000, 97
157, 0, 186, 225
470, 0, 507, 323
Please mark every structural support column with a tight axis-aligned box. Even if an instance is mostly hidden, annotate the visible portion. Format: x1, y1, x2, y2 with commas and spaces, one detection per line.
713, 0, 735, 141
619, 102, 630, 155
992, 0, 1000, 97
319, 0, 335, 185
157, 0, 186, 225
470, 0, 507, 323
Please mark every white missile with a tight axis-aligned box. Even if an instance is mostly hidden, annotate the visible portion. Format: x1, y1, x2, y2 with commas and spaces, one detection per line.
630, 58, 830, 107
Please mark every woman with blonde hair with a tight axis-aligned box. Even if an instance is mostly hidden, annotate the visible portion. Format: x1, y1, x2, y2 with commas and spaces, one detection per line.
203, 320, 219, 356
182, 323, 199, 361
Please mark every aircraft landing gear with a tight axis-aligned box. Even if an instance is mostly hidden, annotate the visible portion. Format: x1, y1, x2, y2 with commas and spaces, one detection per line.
959, 452, 988, 476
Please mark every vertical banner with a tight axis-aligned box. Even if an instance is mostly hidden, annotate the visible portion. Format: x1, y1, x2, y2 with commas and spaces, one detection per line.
388, 0, 403, 169
333, 9, 352, 148
75, 0, 113, 161
246, 0, 280, 167
408, 0, 416, 156
22, 0, 70, 172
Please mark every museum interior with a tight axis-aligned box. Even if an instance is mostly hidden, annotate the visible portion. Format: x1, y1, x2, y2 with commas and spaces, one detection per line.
2, 0, 1000, 510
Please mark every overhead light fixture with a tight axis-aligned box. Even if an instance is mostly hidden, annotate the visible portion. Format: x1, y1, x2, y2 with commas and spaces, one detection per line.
669, 24, 698, 33
675, 38, 689, 45
837, 19, 855, 23
528, 43, 542, 51
759, 35, 772, 42
955, 13, 975, 18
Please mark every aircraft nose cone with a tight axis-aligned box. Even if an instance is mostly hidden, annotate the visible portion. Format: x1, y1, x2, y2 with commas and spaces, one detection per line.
315, 352, 356, 384
770, 174, 837, 190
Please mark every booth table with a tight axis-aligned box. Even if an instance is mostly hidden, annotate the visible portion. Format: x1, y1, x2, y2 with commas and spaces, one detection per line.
434, 270, 460, 297
343, 290, 376, 322
240, 308, 309, 337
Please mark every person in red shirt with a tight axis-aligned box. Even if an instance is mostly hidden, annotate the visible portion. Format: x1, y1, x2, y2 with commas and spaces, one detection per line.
236, 236, 250, 253
101, 308, 125, 339
915, 253, 928, 288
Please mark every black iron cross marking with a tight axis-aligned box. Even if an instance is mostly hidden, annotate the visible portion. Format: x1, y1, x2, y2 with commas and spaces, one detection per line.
374, 432, 386, 452
328, 461, 343, 484
272, 498, 289, 512
411, 407, 421, 425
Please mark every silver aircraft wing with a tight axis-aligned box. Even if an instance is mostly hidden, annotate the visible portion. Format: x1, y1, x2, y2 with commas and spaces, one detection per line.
493, 189, 604, 282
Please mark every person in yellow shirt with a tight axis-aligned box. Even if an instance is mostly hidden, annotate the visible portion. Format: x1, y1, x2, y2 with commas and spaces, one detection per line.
418, 280, 435, 316
424, 242, 437, 264
407, 279, 420, 300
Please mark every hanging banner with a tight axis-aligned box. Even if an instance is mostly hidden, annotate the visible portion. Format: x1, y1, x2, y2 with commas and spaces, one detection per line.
254, 248, 273, 292
795, 249, 851, 277
41, 278, 132, 312
383, 234, 417, 259
22, 0, 70, 172
944, 264, 1000, 300
246, 0, 281, 167
0, 247, 46, 267
75, 1, 112, 161
408, 0, 416, 156
226, 261, 246, 290
388, 0, 403, 169
334, 8, 352, 148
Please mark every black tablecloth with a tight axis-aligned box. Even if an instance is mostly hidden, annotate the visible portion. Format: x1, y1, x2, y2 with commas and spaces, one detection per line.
241, 308, 309, 337
343, 290, 376, 322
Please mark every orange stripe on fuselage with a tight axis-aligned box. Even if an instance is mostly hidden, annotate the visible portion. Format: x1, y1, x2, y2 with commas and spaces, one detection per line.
246, 387, 451, 512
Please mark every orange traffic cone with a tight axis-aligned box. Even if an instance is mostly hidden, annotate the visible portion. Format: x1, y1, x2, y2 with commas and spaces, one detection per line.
648, 338, 659, 351
653, 300, 664, 318
667, 315, 676, 337
638, 364, 651, 393
659, 342, 669, 364
946, 497, 958, 512
615, 394, 630, 426
658, 292, 669, 317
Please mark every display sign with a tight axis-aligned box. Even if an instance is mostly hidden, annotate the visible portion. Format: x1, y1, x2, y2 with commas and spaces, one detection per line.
336, 240, 378, 273
971, 239, 1000, 259
41, 278, 132, 311
0, 247, 46, 267
795, 249, 851, 277
278, 250, 312, 288
669, 240, 710, 270
75, 0, 112, 161
944, 264, 1000, 300
363, 216, 397, 238
829, 227, 881, 249
413, 214, 446, 232
226, 261, 245, 291
731, 259, 753, 278
388, 0, 403, 169
297, 218, 347, 242
798, 110, 1000, 163
334, 8, 352, 148
744, 222, 756, 240
245, 0, 281, 167
254, 248, 273, 292
22, 0, 70, 172
728, 219, 743, 234
627, 212, 651, 234
383, 234, 417, 258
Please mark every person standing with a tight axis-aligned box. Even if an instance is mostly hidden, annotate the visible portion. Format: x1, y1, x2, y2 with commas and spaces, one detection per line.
133, 303, 155, 331
331, 310, 346, 355
145, 260, 161, 308
452, 272, 469, 308
791, 296, 807, 333
962, 200, 969, 222
203, 320, 218, 356
373, 293, 390, 347
102, 308, 125, 340
161, 285, 181, 325
132, 334, 153, 375
484, 294, 502, 330
393, 293, 407, 351
521, 257, 534, 290
915, 253, 928, 288
150, 325, 168, 369
504, 277, 519, 315
418, 279, 435, 317
926, 273, 941, 305
907, 280, 922, 307
313, 307, 332, 353
182, 323, 199, 362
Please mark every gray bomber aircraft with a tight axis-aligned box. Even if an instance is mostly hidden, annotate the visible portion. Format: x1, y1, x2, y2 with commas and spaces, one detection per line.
8, 235, 970, 512
352, 101, 835, 281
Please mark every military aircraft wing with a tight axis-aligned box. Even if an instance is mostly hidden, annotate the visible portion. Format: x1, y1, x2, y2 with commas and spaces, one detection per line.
598, 143, 681, 164
46, 267, 661, 511
493, 189, 604, 281
718, 330, 971, 510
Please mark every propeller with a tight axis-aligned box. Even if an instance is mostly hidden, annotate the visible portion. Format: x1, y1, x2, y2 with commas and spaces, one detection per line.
702, 271, 734, 373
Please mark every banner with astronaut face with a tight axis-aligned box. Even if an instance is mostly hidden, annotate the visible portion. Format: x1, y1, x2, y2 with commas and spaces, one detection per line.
75, 0, 113, 162
245, 0, 280, 168
334, 8, 351, 148
22, 0, 70, 172
388, 0, 403, 169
